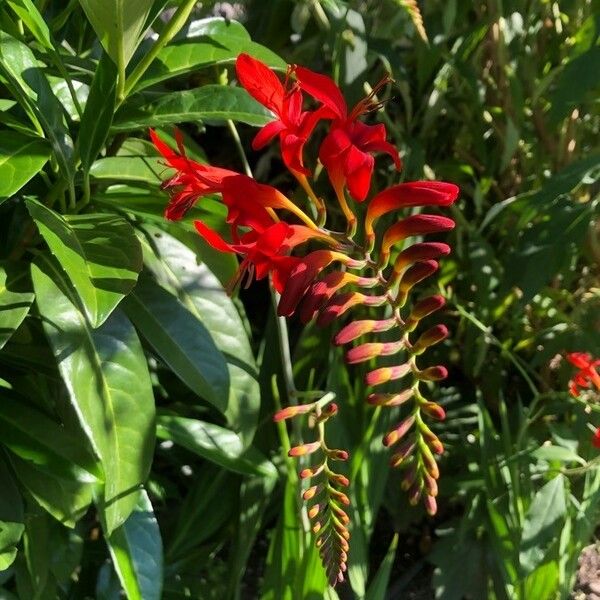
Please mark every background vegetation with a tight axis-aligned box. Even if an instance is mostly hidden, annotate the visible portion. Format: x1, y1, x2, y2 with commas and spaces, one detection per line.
0, 0, 598, 598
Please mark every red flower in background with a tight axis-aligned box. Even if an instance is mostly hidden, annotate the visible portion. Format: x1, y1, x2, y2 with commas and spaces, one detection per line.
593, 428, 600, 449
295, 67, 401, 201
566, 352, 600, 397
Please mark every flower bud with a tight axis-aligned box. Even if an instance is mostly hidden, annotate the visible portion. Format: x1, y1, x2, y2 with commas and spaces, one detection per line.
346, 340, 404, 364
393, 242, 451, 273
299, 464, 325, 479
411, 324, 449, 355
365, 363, 411, 386
273, 403, 314, 422
389, 439, 416, 468
303, 485, 320, 501
406, 295, 446, 330
330, 473, 350, 487
327, 449, 349, 461
423, 472, 438, 497
419, 441, 440, 479
424, 494, 437, 516
312, 521, 322, 533
383, 414, 416, 447
408, 482, 422, 506
420, 424, 444, 455
308, 504, 321, 519
330, 487, 350, 505
289, 441, 321, 457
421, 401, 446, 421
331, 503, 350, 524
417, 365, 448, 381
334, 318, 395, 345
367, 389, 414, 407
401, 464, 418, 490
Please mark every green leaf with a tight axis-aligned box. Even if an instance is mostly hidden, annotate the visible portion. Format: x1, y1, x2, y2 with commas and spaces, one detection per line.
0, 394, 100, 483
113, 86, 272, 132
523, 561, 559, 600
0, 454, 24, 571
156, 415, 276, 478
135, 17, 285, 91
5, 0, 52, 49
78, 0, 154, 68
31, 255, 155, 533
9, 455, 93, 528
532, 444, 586, 466
520, 475, 567, 576
0, 132, 51, 203
0, 261, 34, 350
90, 156, 162, 186
78, 52, 118, 172
124, 276, 230, 411
107, 490, 163, 600
26, 199, 142, 328
365, 534, 398, 600
0, 32, 74, 179
141, 229, 259, 447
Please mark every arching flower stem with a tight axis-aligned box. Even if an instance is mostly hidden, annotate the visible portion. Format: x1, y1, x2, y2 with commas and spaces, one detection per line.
294, 172, 327, 226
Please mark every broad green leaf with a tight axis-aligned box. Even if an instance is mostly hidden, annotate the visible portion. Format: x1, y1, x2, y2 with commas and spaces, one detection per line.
156, 415, 276, 478
0, 395, 100, 483
78, 0, 154, 68
135, 17, 285, 91
141, 229, 260, 447
78, 52, 118, 172
26, 199, 142, 328
523, 561, 559, 600
107, 491, 163, 600
365, 534, 398, 600
124, 276, 229, 412
31, 255, 155, 533
0, 455, 24, 571
144, 227, 260, 446
90, 156, 162, 186
0, 32, 74, 179
9, 455, 93, 528
112, 86, 272, 132
520, 475, 567, 576
0, 132, 51, 203
0, 262, 34, 350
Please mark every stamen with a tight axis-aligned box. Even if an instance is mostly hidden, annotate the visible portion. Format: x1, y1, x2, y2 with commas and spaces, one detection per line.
349, 74, 394, 120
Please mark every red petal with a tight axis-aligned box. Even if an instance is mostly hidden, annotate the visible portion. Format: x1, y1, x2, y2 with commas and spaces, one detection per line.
252, 120, 286, 150
381, 215, 455, 255
366, 181, 460, 235
344, 145, 373, 202
593, 429, 600, 449
295, 66, 347, 119
194, 221, 235, 253
235, 53, 284, 114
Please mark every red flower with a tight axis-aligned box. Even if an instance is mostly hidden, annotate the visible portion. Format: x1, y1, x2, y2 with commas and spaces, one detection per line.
194, 220, 330, 293
566, 352, 600, 397
295, 67, 401, 201
150, 128, 237, 220
593, 428, 600, 449
236, 53, 327, 175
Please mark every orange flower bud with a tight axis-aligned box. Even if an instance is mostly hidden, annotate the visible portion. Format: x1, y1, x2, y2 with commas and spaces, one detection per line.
424, 472, 438, 497
412, 325, 449, 355
327, 449, 349, 461
308, 504, 320, 519
401, 464, 418, 491
417, 365, 448, 381
346, 340, 404, 364
334, 318, 396, 345
299, 464, 325, 479
273, 403, 314, 422
383, 414, 416, 447
365, 363, 411, 386
303, 485, 320, 500
389, 439, 416, 468
406, 295, 446, 330
330, 473, 350, 487
408, 481, 422, 505
367, 389, 414, 407
289, 441, 321, 457
421, 401, 446, 421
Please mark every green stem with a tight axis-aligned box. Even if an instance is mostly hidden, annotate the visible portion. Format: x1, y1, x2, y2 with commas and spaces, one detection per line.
121, 0, 198, 102
271, 288, 297, 402
227, 119, 252, 177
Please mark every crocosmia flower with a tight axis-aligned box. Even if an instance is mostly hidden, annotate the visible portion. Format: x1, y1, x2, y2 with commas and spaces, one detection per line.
566, 352, 600, 397
153, 52, 460, 586
593, 428, 600, 449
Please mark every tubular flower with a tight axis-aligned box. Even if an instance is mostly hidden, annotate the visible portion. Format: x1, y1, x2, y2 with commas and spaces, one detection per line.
295, 67, 402, 201
236, 53, 328, 175
154, 54, 459, 586
566, 352, 600, 397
